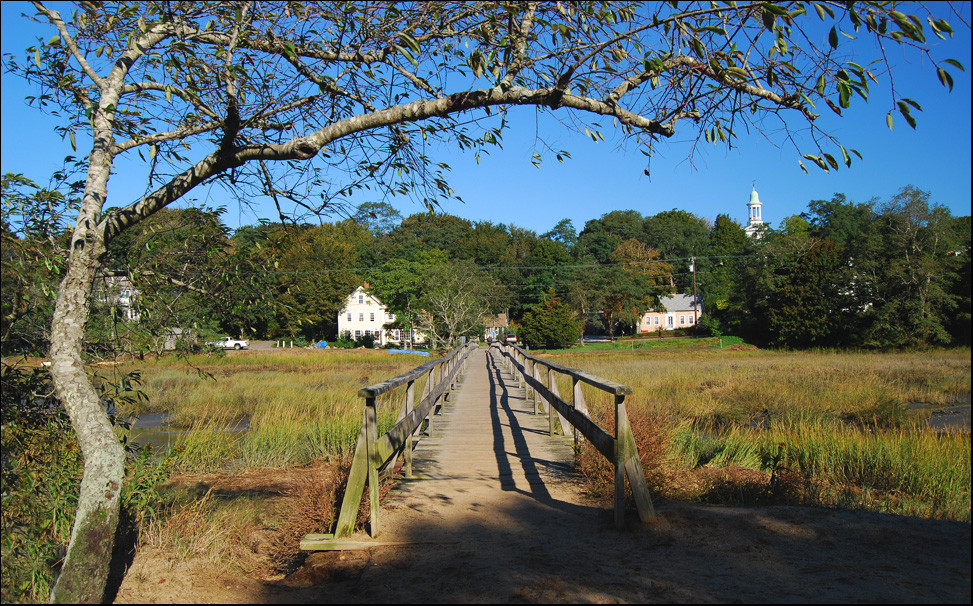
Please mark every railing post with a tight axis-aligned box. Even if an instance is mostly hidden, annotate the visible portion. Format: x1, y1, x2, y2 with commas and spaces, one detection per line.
572, 377, 587, 447
422, 368, 434, 434
546, 366, 555, 436
404, 380, 415, 478
613, 393, 627, 529
365, 395, 380, 536
614, 393, 656, 527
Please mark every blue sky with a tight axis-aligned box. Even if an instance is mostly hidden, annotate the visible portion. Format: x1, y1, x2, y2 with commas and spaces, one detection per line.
3, 2, 970, 236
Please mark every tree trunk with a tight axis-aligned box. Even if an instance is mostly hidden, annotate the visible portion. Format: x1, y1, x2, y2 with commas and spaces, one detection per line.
48, 226, 125, 604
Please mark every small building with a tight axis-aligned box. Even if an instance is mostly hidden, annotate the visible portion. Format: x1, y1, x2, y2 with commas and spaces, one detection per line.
337, 284, 424, 346
639, 294, 703, 333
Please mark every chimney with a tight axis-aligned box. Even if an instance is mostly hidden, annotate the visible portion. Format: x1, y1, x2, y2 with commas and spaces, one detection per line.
363, 282, 370, 289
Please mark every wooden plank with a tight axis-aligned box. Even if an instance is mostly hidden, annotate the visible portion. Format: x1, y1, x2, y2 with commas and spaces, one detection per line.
507, 345, 632, 395
365, 397, 380, 537
404, 380, 415, 478
509, 356, 614, 459
358, 342, 474, 398
333, 423, 369, 538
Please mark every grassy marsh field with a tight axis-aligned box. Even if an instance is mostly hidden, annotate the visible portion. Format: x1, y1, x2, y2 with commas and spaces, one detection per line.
546, 346, 971, 520
109, 348, 433, 470
110, 343, 971, 521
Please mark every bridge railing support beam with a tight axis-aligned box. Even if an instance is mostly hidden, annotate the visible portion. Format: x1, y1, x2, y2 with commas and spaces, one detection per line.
491, 343, 656, 528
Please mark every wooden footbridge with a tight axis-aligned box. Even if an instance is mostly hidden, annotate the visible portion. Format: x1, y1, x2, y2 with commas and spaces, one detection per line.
301, 343, 654, 550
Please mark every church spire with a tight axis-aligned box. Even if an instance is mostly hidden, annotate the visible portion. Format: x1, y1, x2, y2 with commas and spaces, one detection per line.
745, 185, 765, 238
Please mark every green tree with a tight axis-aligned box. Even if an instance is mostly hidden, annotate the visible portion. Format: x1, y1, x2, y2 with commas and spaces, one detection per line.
519, 290, 581, 349
864, 186, 959, 347
766, 239, 853, 348
642, 209, 711, 291
266, 221, 371, 340
1, 173, 77, 354
8, 1, 963, 599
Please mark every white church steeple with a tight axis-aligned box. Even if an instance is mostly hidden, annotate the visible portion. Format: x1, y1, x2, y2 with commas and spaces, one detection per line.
744, 185, 765, 238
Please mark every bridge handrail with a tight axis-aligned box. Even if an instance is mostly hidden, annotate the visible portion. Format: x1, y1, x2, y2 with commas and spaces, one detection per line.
491, 342, 655, 527
358, 354, 450, 398
306, 341, 477, 547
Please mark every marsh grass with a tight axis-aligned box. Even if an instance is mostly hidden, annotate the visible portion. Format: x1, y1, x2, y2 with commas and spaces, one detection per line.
549, 347, 971, 520
117, 349, 432, 470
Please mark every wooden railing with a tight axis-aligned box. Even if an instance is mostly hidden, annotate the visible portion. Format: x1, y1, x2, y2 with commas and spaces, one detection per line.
301, 341, 477, 550
491, 342, 656, 528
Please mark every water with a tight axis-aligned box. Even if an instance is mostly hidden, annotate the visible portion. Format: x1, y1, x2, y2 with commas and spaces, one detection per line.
125, 412, 249, 449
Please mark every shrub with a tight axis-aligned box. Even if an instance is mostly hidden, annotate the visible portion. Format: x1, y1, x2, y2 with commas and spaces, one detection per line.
519, 292, 581, 349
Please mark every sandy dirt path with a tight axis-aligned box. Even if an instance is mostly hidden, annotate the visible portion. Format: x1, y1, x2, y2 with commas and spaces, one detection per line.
115, 348, 971, 603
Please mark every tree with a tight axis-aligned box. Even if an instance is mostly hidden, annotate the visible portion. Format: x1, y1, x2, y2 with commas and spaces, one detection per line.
7, 1, 964, 600
642, 209, 711, 291
1, 174, 77, 353
417, 260, 500, 347
519, 290, 582, 349
766, 238, 853, 348
864, 186, 959, 347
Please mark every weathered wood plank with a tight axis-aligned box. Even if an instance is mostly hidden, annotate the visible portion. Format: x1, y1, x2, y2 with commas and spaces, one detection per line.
502, 344, 632, 395
359, 342, 473, 398
333, 423, 369, 538
506, 354, 614, 459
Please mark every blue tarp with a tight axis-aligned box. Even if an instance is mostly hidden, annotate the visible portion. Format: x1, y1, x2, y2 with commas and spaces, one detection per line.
389, 349, 430, 356
316, 341, 328, 348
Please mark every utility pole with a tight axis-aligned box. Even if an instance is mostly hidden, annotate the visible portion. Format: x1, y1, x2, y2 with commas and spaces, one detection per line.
691, 257, 699, 337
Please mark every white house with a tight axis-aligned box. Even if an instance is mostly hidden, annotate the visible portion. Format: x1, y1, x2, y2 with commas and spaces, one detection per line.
95, 274, 140, 322
337, 284, 424, 346
639, 294, 703, 333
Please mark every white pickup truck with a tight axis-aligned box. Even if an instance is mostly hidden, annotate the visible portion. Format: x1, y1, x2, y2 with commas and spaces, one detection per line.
205, 336, 249, 350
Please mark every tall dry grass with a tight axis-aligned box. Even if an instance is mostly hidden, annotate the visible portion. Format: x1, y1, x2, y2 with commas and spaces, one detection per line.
548, 347, 971, 520
119, 349, 432, 470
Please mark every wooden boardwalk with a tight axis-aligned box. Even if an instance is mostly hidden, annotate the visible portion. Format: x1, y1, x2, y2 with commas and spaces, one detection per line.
381, 345, 581, 529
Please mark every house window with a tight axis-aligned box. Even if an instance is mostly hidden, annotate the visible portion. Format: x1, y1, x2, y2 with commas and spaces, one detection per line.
653, 316, 659, 325
370, 312, 375, 322
388, 313, 394, 320
688, 316, 695, 325
359, 313, 364, 321
667, 316, 674, 328
358, 295, 364, 304
347, 313, 352, 321
355, 330, 361, 338
680, 315, 686, 325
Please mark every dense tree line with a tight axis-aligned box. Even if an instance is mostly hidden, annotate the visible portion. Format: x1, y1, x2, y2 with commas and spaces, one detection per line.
3, 181, 969, 353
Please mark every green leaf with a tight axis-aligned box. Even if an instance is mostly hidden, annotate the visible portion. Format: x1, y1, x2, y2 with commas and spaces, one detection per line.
829, 26, 839, 49
34, 48, 41, 68
838, 82, 850, 108
840, 145, 851, 167
394, 44, 419, 68
944, 58, 964, 71
896, 101, 917, 129
47, 35, 61, 46
822, 152, 839, 169
69, 131, 76, 152
399, 32, 420, 54
886, 111, 893, 130
937, 67, 954, 91
815, 74, 826, 95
